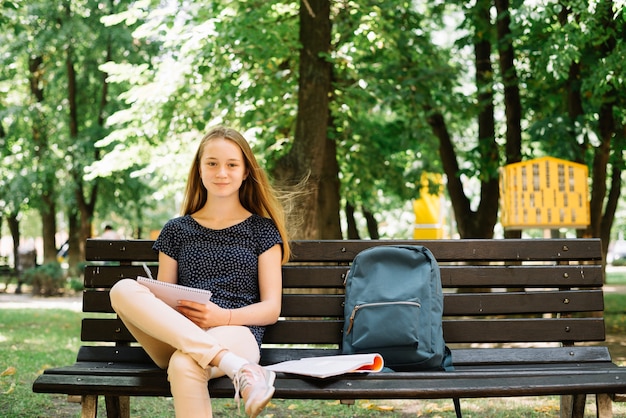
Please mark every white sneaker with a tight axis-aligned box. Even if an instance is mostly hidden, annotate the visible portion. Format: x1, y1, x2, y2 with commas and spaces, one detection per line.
233, 363, 276, 418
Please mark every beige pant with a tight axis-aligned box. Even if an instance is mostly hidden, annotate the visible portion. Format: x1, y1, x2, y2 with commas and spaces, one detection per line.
110, 279, 260, 417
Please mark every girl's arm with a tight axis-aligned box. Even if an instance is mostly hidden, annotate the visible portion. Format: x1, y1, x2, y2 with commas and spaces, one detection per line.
233, 243, 283, 325
156, 251, 178, 284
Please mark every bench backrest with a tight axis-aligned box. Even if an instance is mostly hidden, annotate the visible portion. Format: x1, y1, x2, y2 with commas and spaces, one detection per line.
83, 238, 605, 347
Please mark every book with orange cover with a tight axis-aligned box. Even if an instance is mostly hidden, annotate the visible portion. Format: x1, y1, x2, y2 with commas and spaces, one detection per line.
265, 353, 384, 379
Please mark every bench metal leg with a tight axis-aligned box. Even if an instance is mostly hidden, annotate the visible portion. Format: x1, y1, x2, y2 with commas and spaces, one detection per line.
80, 395, 98, 418
596, 393, 613, 418
105, 395, 130, 418
571, 394, 586, 418
453, 398, 462, 418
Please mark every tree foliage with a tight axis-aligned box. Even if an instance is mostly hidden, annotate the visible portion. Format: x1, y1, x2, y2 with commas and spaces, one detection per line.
1, 0, 625, 268
0, 0, 158, 268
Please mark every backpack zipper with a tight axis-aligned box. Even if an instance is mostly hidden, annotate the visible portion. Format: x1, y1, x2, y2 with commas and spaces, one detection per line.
346, 301, 421, 334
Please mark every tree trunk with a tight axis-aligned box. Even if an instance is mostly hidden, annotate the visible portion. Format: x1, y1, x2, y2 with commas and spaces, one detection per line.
317, 128, 342, 239
40, 194, 57, 263
363, 208, 379, 239
67, 209, 82, 276
6, 213, 23, 293
601, 162, 622, 260
494, 0, 521, 166
472, 0, 499, 239
495, 0, 523, 239
7, 213, 19, 273
272, 0, 332, 239
66, 7, 104, 267
426, 109, 470, 237
29, 55, 57, 262
587, 108, 612, 238
345, 202, 360, 239
65, 31, 83, 270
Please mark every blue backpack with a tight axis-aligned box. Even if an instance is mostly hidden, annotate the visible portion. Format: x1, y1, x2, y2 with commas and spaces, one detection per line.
342, 245, 453, 371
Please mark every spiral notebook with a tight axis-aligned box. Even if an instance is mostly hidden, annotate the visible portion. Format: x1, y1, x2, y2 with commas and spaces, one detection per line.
137, 277, 212, 308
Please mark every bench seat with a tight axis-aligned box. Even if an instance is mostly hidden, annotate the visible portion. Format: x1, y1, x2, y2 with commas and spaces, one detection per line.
35, 345, 626, 398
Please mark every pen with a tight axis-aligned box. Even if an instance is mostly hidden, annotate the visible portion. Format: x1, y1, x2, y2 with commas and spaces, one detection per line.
142, 263, 154, 280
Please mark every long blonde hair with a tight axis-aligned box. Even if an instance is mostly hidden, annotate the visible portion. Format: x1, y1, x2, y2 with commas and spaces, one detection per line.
181, 126, 291, 263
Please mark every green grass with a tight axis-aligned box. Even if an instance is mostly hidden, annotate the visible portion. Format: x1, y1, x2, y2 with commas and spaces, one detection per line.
603, 292, 626, 335
3, 302, 626, 417
0, 309, 82, 415
607, 269, 626, 285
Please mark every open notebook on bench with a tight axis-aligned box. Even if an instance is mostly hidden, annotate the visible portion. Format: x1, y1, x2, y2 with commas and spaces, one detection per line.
265, 353, 384, 379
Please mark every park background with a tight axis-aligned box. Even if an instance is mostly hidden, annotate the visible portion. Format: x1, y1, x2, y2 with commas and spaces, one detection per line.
1, 1, 626, 415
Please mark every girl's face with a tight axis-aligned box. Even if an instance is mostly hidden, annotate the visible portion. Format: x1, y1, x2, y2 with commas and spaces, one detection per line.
199, 138, 248, 199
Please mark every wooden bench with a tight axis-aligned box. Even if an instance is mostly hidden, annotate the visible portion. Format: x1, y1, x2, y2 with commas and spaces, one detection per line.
33, 238, 626, 417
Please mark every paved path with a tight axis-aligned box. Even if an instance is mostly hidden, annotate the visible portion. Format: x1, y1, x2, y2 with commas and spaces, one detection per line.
0, 290, 82, 311
604, 284, 626, 294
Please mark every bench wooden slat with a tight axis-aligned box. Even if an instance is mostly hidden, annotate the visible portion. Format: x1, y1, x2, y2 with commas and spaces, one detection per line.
81, 316, 606, 345
449, 346, 614, 365
74, 346, 342, 366
290, 239, 602, 262
33, 365, 626, 400
84, 264, 603, 290
80, 318, 347, 345
266, 371, 626, 400
259, 346, 616, 367
83, 289, 603, 317
87, 239, 602, 263
76, 346, 154, 364
84, 265, 351, 289
70, 345, 614, 368
443, 318, 606, 343
443, 289, 604, 315
440, 265, 603, 288
81, 319, 134, 343
33, 373, 172, 397
35, 359, 618, 380
82, 291, 348, 316
86, 239, 157, 262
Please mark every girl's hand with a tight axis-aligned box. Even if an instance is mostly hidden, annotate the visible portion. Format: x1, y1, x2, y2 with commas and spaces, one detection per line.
176, 300, 229, 329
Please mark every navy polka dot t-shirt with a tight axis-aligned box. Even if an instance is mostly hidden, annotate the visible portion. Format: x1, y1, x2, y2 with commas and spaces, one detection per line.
153, 214, 282, 347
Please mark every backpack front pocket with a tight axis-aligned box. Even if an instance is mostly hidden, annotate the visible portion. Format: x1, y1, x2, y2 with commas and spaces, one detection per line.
347, 301, 421, 350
